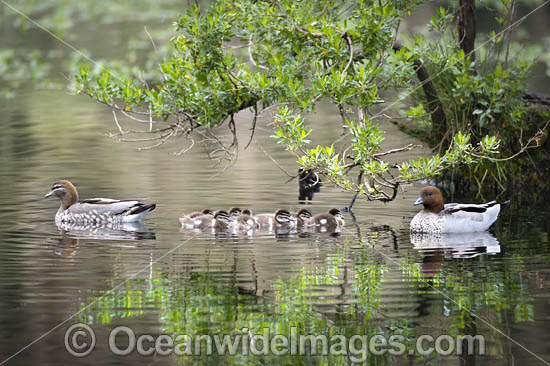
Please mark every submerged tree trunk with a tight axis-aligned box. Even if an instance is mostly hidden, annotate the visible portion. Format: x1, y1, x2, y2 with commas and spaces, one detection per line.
457, 0, 477, 62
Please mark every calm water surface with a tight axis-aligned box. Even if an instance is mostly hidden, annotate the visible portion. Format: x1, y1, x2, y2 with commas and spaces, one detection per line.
0, 88, 549, 366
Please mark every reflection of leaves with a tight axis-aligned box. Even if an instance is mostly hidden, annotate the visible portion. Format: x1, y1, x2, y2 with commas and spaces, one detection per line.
73, 229, 537, 363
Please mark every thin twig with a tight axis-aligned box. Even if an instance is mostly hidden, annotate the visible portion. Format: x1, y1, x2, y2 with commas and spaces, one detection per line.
256, 143, 295, 178
244, 104, 258, 150
144, 26, 157, 53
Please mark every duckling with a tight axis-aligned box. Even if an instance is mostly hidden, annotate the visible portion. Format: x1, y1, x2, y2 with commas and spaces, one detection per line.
229, 207, 243, 217
213, 210, 234, 230
179, 209, 215, 229
309, 208, 345, 231
187, 209, 214, 218
44, 180, 155, 224
274, 209, 299, 228
233, 209, 259, 231
295, 208, 313, 226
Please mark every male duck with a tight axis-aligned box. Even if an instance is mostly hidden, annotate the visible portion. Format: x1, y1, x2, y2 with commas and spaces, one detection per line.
410, 186, 509, 234
45, 180, 155, 224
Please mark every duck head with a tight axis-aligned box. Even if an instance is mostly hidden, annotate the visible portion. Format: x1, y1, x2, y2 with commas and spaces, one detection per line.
296, 209, 312, 220
329, 208, 345, 226
44, 180, 79, 209
274, 209, 297, 227
229, 207, 242, 216
414, 186, 444, 213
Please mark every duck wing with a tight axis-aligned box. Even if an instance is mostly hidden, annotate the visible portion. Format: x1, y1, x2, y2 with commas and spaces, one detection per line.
442, 202, 501, 232
444, 201, 498, 214
72, 198, 155, 220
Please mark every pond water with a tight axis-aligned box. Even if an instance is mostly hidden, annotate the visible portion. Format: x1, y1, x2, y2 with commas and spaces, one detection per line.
1, 87, 550, 366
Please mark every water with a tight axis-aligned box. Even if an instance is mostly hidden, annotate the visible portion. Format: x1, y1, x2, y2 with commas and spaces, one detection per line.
1, 87, 549, 366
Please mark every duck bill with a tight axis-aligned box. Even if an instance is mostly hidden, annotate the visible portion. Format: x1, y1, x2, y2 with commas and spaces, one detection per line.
414, 197, 423, 206
44, 190, 55, 198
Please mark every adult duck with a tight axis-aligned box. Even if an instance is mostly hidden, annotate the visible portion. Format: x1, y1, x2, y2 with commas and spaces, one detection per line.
410, 186, 509, 233
45, 180, 155, 224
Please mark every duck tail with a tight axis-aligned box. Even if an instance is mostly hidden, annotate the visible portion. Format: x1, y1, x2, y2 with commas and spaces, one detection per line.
500, 200, 511, 210
132, 203, 156, 215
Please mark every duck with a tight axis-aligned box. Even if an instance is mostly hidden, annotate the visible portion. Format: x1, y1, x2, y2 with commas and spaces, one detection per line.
252, 209, 298, 230
410, 186, 510, 233
213, 210, 234, 230
45, 180, 155, 224
179, 209, 214, 229
273, 209, 299, 228
232, 209, 258, 230
308, 208, 345, 231
184, 208, 214, 218
229, 207, 243, 217
295, 208, 313, 226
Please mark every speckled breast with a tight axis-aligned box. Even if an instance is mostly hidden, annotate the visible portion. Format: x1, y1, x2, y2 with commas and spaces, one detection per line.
55, 210, 122, 225
410, 211, 445, 234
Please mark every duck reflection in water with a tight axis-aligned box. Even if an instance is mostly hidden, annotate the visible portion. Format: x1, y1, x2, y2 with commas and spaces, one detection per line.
55, 221, 156, 241
411, 231, 501, 277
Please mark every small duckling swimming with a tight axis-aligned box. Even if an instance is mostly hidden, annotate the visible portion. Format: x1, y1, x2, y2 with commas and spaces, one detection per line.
308, 208, 345, 231
233, 209, 258, 230
213, 210, 234, 231
179, 209, 214, 229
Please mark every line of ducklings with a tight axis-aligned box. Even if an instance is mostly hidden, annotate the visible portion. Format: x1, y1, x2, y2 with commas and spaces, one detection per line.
179, 207, 345, 233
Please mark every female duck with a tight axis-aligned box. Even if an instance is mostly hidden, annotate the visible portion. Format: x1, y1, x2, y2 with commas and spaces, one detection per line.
410, 186, 509, 233
45, 180, 155, 224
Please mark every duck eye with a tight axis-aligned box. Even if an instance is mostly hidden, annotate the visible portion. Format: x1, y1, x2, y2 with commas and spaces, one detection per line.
428, 192, 432, 196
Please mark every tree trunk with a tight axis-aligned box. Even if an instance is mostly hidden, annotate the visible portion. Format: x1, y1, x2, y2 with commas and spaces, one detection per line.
393, 43, 448, 141
458, 0, 477, 62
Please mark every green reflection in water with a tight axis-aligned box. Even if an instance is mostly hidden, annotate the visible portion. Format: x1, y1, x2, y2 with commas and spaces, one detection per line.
69, 231, 538, 365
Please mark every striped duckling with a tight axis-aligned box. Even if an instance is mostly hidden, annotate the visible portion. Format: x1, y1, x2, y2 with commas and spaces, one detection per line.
252, 209, 298, 230
179, 209, 214, 229
410, 186, 509, 234
273, 209, 299, 229
213, 210, 234, 231
295, 209, 313, 226
45, 180, 155, 225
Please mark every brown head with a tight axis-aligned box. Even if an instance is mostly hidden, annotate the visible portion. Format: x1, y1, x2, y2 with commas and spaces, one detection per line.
414, 186, 444, 213
44, 180, 79, 210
